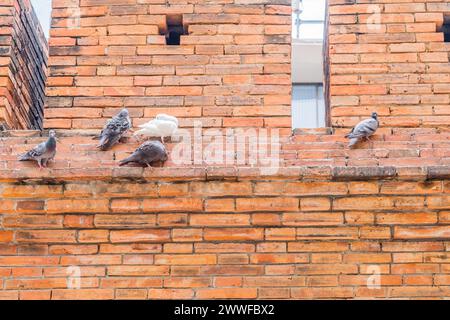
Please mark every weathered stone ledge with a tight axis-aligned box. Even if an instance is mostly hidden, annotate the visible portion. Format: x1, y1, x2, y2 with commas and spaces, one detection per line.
1, 165, 450, 184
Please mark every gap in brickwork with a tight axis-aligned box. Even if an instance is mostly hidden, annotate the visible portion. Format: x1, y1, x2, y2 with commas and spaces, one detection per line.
163, 14, 187, 46
443, 15, 450, 42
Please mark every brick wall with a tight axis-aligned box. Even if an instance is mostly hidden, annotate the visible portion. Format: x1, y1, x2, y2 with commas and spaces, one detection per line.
0, 131, 448, 300
1, 0, 450, 300
46, 0, 450, 132
327, 0, 450, 131
0, 164, 449, 300
45, 0, 292, 131
0, 0, 48, 130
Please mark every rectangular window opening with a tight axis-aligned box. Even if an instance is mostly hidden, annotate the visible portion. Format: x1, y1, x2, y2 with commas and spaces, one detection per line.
291, 0, 328, 129
443, 15, 450, 42
292, 84, 326, 129
163, 14, 187, 46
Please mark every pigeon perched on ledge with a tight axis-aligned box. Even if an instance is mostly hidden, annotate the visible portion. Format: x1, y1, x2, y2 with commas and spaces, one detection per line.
119, 140, 168, 168
134, 114, 178, 143
18, 130, 57, 169
346, 112, 379, 148
97, 109, 132, 151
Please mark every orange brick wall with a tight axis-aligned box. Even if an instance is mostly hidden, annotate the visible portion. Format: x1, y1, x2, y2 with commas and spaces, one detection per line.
327, 0, 450, 130
0, 168, 450, 300
45, 0, 292, 130
0, 0, 48, 130
2, 0, 450, 301
46, 0, 450, 132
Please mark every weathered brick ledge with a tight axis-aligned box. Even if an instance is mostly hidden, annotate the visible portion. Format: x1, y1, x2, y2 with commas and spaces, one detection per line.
1, 135, 450, 299
2, 128, 450, 183
1, 165, 450, 184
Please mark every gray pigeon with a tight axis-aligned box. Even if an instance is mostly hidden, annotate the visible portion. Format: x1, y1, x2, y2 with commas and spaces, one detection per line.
97, 109, 132, 151
18, 130, 57, 169
346, 112, 379, 148
119, 140, 168, 167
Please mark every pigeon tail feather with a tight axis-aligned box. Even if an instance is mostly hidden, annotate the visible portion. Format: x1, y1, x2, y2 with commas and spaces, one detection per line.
348, 138, 359, 148
97, 135, 114, 151
119, 154, 138, 166
346, 132, 361, 139
18, 153, 32, 161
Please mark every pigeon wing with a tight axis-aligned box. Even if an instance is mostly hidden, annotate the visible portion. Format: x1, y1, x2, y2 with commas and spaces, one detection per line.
348, 118, 378, 139
138, 119, 157, 129
355, 118, 378, 136
134, 123, 160, 137
156, 114, 179, 126
155, 120, 177, 137
98, 115, 131, 150
19, 141, 47, 161
119, 141, 167, 166
138, 141, 167, 163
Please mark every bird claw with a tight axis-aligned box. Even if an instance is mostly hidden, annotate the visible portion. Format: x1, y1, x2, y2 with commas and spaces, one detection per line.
145, 163, 154, 171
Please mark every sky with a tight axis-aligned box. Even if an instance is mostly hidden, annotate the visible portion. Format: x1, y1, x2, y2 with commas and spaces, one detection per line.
31, 0, 51, 38
293, 0, 326, 40
297, 0, 326, 20
30, 0, 326, 40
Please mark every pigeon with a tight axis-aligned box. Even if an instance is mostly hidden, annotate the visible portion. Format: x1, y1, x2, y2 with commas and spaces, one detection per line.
346, 112, 379, 148
134, 114, 178, 143
119, 140, 168, 167
18, 130, 57, 169
97, 109, 132, 151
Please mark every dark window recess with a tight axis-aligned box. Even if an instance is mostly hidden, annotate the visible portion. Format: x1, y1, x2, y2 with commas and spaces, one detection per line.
163, 14, 187, 45
443, 15, 450, 42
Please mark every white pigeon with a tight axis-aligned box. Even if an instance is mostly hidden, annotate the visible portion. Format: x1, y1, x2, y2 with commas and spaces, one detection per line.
134, 114, 179, 143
